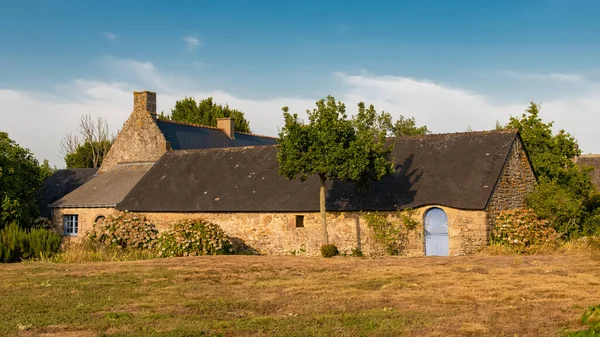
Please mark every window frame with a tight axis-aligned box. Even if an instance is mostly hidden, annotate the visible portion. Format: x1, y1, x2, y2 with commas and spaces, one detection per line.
295, 215, 305, 228
63, 214, 79, 236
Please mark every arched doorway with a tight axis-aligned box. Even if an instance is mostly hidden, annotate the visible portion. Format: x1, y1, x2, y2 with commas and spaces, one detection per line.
424, 208, 449, 256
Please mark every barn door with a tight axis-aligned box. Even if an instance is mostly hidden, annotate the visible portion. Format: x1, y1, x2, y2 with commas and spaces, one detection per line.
424, 208, 449, 256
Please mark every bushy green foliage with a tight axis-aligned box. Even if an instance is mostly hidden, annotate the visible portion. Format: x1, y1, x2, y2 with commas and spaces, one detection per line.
564, 305, 600, 336
390, 115, 430, 136
0, 222, 61, 262
502, 102, 598, 236
88, 212, 158, 249
159, 96, 251, 133
278, 96, 393, 244
320, 244, 339, 258
491, 209, 560, 253
350, 247, 364, 257
157, 219, 231, 257
0, 132, 46, 228
364, 210, 419, 255
65, 140, 112, 169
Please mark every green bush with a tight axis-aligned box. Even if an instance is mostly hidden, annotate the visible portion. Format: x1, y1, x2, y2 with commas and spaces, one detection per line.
364, 210, 419, 255
157, 219, 231, 257
491, 209, 561, 253
320, 244, 339, 258
0, 223, 61, 262
350, 247, 364, 257
564, 304, 600, 336
88, 211, 158, 249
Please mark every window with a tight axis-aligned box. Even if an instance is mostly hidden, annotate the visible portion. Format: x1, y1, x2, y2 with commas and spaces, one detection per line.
94, 215, 105, 224
295, 215, 304, 228
63, 215, 79, 236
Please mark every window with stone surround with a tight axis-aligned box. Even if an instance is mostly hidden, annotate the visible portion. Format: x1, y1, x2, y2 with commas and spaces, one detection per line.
295, 215, 304, 228
63, 214, 79, 236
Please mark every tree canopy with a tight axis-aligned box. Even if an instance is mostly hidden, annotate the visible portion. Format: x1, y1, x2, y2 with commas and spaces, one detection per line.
61, 114, 113, 169
0, 132, 46, 228
159, 97, 252, 133
502, 102, 598, 236
278, 96, 393, 244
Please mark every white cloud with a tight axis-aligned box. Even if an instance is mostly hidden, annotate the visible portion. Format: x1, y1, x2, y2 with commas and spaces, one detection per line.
498, 70, 586, 84
184, 36, 201, 50
1, 61, 600, 168
104, 31, 118, 41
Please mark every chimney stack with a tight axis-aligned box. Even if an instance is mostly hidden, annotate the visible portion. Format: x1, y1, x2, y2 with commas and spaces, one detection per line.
133, 91, 157, 118
217, 117, 235, 139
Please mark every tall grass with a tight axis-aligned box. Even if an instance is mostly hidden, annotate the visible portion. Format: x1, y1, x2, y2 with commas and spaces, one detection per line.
38, 241, 157, 263
482, 236, 599, 256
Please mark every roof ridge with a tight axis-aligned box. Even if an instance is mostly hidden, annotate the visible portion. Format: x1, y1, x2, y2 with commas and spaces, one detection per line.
170, 144, 279, 155
156, 118, 278, 140
234, 130, 279, 140
386, 129, 518, 140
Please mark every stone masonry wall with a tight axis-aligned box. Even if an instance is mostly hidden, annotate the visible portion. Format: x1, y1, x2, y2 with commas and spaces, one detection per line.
52, 206, 487, 256
99, 91, 169, 173
52, 207, 116, 238
486, 138, 537, 235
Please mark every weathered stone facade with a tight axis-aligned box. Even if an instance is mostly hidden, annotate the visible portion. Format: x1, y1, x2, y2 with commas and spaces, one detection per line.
51, 207, 116, 237
485, 137, 537, 234
99, 91, 169, 173
52, 205, 487, 256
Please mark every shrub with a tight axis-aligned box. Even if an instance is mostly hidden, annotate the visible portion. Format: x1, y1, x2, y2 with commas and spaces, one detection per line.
320, 244, 339, 258
491, 209, 561, 253
564, 304, 600, 336
157, 219, 231, 257
350, 247, 364, 257
0, 223, 61, 262
364, 210, 419, 256
88, 211, 158, 249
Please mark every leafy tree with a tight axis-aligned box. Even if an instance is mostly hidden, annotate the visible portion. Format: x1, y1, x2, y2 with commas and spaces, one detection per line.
160, 97, 251, 133
504, 102, 597, 235
0, 132, 44, 228
278, 96, 393, 244
39, 159, 56, 181
391, 115, 430, 136
61, 114, 113, 168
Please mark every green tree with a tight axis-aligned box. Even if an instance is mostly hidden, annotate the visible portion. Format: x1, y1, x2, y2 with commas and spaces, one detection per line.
61, 114, 113, 168
278, 96, 393, 244
0, 132, 44, 228
505, 102, 596, 235
391, 115, 430, 136
160, 97, 251, 133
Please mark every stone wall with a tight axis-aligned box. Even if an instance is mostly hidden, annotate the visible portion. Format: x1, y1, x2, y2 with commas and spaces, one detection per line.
51, 207, 116, 238
576, 155, 600, 191
52, 206, 487, 256
99, 91, 169, 173
485, 137, 537, 234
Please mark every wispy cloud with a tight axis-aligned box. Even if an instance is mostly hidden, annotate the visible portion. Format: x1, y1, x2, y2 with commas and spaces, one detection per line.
3, 58, 600, 168
104, 31, 118, 41
184, 36, 201, 51
498, 70, 586, 84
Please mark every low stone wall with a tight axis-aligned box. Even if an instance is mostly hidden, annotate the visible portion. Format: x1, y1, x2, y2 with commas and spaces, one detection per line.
52, 205, 488, 256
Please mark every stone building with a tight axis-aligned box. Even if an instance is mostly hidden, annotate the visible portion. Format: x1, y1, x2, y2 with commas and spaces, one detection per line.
575, 155, 600, 191
43, 91, 537, 257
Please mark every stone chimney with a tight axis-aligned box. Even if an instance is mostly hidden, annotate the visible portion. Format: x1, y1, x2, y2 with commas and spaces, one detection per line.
133, 91, 157, 118
217, 117, 235, 139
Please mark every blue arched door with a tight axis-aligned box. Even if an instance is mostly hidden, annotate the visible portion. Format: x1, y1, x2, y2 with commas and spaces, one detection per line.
424, 208, 449, 256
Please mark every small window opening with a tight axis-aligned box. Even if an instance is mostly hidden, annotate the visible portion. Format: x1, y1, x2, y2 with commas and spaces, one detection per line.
94, 215, 105, 224
63, 214, 79, 236
295, 215, 304, 228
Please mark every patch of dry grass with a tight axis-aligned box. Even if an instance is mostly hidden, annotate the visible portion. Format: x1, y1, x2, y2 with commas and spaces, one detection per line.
1, 253, 599, 336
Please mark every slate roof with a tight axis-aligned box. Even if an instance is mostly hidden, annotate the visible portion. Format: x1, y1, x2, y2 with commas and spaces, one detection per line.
156, 120, 278, 150
50, 163, 153, 208
38, 168, 98, 217
118, 130, 521, 212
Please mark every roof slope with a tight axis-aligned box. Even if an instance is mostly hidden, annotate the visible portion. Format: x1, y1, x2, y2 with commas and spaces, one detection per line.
156, 120, 278, 150
51, 163, 153, 208
37, 168, 98, 217
118, 130, 519, 212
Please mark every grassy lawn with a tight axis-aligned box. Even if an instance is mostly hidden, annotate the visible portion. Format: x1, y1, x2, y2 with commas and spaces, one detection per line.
0, 253, 599, 337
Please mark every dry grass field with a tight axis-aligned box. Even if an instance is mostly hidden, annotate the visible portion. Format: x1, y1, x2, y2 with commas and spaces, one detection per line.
0, 253, 599, 337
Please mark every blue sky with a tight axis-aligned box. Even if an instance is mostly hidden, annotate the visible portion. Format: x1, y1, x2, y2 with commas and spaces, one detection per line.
1, 0, 600, 167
